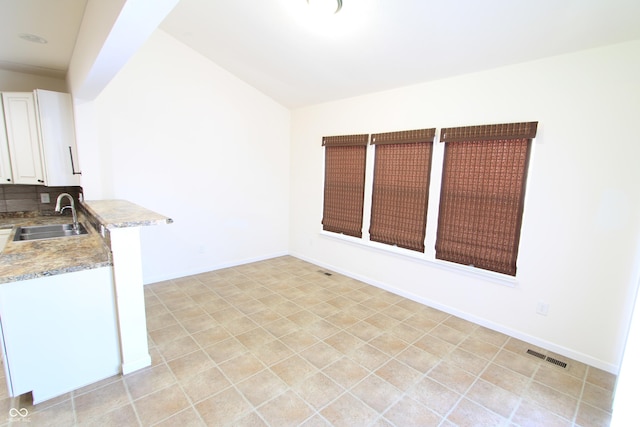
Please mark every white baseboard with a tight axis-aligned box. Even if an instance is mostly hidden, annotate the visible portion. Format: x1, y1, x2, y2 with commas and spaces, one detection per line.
121, 355, 152, 376
291, 251, 619, 374
143, 249, 619, 374
142, 250, 289, 284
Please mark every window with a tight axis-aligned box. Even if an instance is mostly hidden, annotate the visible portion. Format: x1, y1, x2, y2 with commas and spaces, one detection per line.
369, 128, 435, 252
320, 122, 537, 278
321, 134, 369, 238
435, 122, 538, 276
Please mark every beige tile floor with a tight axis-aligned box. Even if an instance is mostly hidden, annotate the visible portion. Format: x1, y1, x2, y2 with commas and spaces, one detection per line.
0, 256, 616, 426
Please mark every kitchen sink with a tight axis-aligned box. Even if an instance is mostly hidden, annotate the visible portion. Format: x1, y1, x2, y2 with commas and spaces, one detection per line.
13, 223, 89, 242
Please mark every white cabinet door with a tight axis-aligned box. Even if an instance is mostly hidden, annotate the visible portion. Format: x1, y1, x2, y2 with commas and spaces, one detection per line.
0, 100, 13, 183
1, 93, 45, 185
0, 267, 121, 403
35, 90, 82, 186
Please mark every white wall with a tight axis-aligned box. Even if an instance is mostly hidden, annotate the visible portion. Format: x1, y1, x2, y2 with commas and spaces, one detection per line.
67, 0, 179, 100
611, 254, 640, 426
289, 40, 640, 372
75, 29, 291, 283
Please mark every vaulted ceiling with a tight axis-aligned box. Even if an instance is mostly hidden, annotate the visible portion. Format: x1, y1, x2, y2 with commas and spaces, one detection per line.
2, 0, 640, 108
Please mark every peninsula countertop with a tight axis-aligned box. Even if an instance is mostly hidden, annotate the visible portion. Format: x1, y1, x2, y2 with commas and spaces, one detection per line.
0, 200, 172, 284
82, 200, 173, 229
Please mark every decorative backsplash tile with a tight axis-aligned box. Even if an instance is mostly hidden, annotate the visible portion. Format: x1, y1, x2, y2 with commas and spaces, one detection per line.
0, 185, 83, 215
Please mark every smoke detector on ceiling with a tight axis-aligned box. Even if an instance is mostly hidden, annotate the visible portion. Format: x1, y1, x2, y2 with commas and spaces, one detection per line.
18, 33, 48, 44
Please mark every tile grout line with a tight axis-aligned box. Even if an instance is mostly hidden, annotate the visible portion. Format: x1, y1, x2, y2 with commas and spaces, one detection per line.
459, 334, 523, 425
149, 278, 275, 425
231, 269, 346, 426
146, 283, 209, 427
250, 273, 415, 425
137, 258, 613, 426
187, 273, 325, 425
572, 367, 589, 427
182, 278, 287, 426
430, 322, 488, 425
362, 302, 450, 425
119, 372, 143, 427
364, 308, 458, 425
253, 279, 376, 425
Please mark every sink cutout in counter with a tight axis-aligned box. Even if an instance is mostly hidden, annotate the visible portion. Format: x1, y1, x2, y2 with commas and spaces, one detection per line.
13, 223, 89, 242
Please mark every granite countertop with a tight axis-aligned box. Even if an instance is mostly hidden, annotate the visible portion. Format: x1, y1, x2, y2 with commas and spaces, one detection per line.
0, 200, 172, 284
82, 200, 173, 229
0, 212, 112, 284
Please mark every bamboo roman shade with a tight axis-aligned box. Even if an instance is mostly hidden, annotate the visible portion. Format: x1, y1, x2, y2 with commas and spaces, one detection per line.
321, 134, 369, 238
436, 122, 537, 276
369, 128, 435, 252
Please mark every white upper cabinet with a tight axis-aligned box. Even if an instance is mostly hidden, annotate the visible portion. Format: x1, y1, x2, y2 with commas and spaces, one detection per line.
1, 92, 45, 185
0, 90, 81, 187
35, 89, 82, 187
0, 102, 13, 183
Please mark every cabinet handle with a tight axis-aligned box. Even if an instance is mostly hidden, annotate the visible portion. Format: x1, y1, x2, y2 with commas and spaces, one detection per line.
69, 146, 82, 175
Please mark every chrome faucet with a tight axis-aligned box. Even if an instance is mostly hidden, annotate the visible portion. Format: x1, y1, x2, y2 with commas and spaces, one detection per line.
55, 193, 79, 232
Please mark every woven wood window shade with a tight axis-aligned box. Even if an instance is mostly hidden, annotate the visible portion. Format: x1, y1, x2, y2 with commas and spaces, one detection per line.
322, 134, 369, 238
436, 122, 537, 276
369, 129, 436, 252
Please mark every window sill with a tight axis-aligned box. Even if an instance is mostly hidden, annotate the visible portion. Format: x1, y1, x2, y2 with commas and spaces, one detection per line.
318, 230, 517, 288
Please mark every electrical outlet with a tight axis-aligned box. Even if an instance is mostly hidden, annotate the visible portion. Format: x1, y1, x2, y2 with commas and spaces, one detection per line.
536, 301, 550, 316
40, 193, 50, 203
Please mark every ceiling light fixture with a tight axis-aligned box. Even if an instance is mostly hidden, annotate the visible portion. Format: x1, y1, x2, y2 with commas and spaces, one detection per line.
284, 0, 374, 38
18, 33, 48, 44
307, 0, 342, 15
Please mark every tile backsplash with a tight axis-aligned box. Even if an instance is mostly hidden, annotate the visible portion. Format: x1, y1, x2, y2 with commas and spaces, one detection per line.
0, 185, 83, 215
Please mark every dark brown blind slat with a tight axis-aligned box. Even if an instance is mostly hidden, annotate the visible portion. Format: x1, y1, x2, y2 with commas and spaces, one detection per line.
435, 137, 532, 276
371, 128, 436, 145
322, 144, 367, 238
322, 134, 369, 146
440, 122, 538, 143
369, 133, 433, 252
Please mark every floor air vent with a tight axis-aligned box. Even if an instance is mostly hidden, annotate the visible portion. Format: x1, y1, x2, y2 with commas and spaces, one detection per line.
526, 349, 568, 368
545, 356, 568, 369
526, 349, 545, 360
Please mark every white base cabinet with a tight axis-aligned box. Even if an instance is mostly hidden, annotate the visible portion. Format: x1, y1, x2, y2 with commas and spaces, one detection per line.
0, 267, 121, 403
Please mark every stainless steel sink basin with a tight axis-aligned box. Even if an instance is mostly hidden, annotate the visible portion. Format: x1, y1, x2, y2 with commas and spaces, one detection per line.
13, 223, 89, 241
